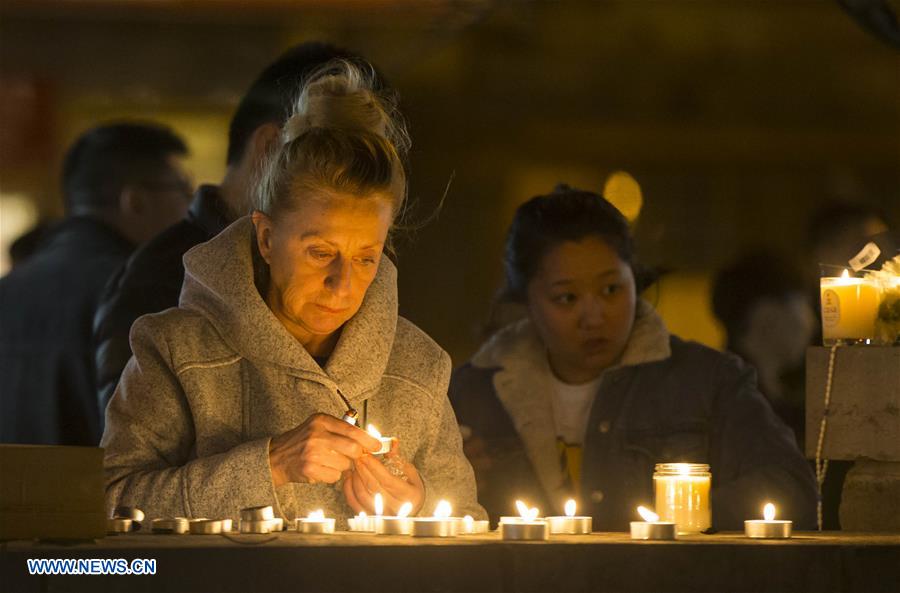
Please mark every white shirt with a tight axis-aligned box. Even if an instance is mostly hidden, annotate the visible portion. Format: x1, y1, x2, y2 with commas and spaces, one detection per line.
548, 371, 603, 445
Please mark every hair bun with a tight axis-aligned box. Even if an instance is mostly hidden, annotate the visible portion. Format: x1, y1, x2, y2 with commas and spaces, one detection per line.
282, 60, 406, 156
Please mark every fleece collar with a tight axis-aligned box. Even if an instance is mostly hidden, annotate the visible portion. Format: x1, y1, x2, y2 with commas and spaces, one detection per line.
471, 300, 671, 508
179, 216, 398, 405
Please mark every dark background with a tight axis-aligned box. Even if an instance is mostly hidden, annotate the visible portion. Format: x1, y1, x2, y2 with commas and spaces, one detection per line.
1, 0, 898, 364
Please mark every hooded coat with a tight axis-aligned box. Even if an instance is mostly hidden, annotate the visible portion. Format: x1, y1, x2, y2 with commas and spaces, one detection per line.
449, 302, 817, 530
101, 216, 484, 523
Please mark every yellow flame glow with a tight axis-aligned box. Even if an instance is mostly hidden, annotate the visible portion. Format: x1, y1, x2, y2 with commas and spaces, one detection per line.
515, 500, 530, 519
841, 269, 850, 280
308, 509, 324, 520
565, 499, 576, 517
434, 500, 452, 519
764, 503, 776, 521
358, 511, 367, 519
637, 506, 659, 522
397, 502, 413, 518
374, 493, 384, 516
367, 424, 382, 439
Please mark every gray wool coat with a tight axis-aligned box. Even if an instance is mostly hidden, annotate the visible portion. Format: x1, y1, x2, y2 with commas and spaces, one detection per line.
101, 216, 484, 523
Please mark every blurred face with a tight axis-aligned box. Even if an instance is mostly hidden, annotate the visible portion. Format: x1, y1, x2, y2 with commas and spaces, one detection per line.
135, 155, 194, 241
526, 236, 637, 384
252, 192, 392, 356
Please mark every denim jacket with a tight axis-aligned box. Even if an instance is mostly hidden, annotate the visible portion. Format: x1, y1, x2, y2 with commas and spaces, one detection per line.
449, 302, 817, 530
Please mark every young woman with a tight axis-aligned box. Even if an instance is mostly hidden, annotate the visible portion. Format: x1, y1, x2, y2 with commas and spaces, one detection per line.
102, 61, 484, 523
450, 186, 816, 530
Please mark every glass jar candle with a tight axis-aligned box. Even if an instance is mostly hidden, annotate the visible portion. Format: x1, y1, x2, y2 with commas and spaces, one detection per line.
820, 266, 881, 345
653, 463, 711, 534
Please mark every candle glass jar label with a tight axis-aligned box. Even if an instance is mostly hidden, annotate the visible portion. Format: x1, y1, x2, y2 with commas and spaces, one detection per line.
653, 463, 711, 535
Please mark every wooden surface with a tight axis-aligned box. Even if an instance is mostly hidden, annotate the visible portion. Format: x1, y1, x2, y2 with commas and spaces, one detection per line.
3, 531, 899, 593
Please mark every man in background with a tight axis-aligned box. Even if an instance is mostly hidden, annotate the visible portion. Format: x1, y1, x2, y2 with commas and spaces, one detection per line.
91, 42, 363, 423
0, 122, 191, 445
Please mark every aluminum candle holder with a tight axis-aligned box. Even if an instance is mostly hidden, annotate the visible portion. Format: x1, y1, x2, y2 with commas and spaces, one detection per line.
745, 503, 792, 539
107, 518, 132, 534
547, 500, 592, 534
501, 521, 549, 541
375, 516, 413, 535
630, 506, 676, 540
189, 519, 224, 535
460, 515, 490, 535
151, 517, 189, 534
296, 513, 336, 534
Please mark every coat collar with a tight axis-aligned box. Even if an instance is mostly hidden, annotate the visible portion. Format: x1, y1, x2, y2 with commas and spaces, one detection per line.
471, 300, 671, 508
180, 216, 398, 405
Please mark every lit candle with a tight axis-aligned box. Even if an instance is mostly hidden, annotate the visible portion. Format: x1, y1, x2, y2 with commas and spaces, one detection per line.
547, 499, 592, 535
296, 509, 336, 534
501, 500, 548, 541
460, 514, 490, 535
367, 424, 393, 455
375, 501, 414, 535
630, 506, 676, 540
821, 270, 880, 344
653, 463, 711, 534
744, 503, 792, 539
347, 511, 375, 533
412, 500, 460, 537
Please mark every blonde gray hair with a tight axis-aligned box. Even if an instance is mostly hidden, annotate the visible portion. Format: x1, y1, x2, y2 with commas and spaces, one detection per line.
254, 59, 410, 222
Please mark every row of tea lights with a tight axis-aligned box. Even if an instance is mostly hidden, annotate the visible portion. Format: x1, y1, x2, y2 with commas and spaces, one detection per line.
312, 496, 791, 541
110, 499, 790, 540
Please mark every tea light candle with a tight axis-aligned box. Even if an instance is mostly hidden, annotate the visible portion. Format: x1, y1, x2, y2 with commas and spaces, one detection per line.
501, 500, 548, 541
548, 499, 592, 535
367, 424, 393, 455
375, 501, 414, 535
189, 518, 224, 535
151, 517, 189, 534
745, 503, 792, 539
296, 510, 336, 534
412, 500, 460, 537
460, 514, 490, 535
347, 511, 375, 532
630, 506, 676, 540
821, 270, 880, 344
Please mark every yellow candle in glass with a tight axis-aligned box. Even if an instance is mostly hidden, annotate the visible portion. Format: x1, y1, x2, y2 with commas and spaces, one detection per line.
820, 270, 880, 344
653, 463, 711, 534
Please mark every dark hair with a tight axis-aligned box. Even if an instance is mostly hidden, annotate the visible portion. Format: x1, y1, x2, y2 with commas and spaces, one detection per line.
808, 200, 887, 251
61, 122, 187, 214
502, 184, 643, 302
711, 251, 806, 348
226, 42, 366, 166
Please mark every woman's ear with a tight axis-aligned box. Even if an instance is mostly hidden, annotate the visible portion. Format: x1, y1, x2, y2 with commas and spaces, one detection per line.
251, 210, 274, 264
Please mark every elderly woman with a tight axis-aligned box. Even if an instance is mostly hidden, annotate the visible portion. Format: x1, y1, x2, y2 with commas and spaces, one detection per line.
102, 61, 484, 522
450, 185, 817, 530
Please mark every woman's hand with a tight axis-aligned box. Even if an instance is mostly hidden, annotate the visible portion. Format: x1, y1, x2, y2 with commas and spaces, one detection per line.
342, 440, 425, 516
268, 413, 381, 488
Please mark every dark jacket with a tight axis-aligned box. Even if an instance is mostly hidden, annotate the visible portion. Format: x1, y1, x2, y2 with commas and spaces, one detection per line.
0, 217, 135, 445
93, 185, 231, 418
449, 303, 818, 531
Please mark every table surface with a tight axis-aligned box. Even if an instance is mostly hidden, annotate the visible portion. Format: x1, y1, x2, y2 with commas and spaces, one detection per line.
3, 531, 899, 593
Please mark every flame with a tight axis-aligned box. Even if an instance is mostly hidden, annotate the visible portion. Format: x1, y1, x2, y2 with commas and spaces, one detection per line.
565, 499, 576, 517
397, 502, 413, 518
515, 500, 530, 519
529, 507, 540, 521
367, 424, 382, 439
357, 511, 367, 519
841, 269, 850, 280
463, 515, 474, 524
637, 506, 659, 522
374, 493, 384, 516
434, 500, 452, 519
764, 503, 776, 521
676, 463, 691, 476
308, 509, 324, 520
